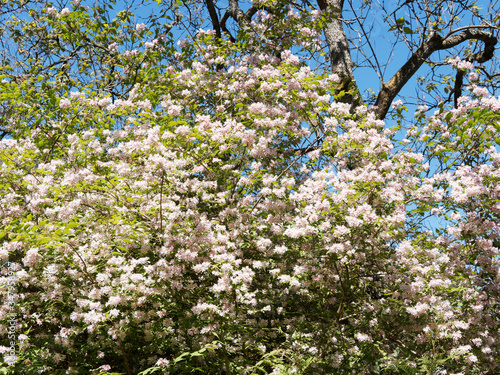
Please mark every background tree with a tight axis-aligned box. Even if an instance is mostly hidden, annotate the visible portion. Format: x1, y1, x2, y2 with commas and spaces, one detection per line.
0, 0, 498, 128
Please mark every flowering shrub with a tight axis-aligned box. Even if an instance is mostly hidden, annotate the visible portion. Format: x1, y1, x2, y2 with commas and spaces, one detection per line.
0, 3, 499, 375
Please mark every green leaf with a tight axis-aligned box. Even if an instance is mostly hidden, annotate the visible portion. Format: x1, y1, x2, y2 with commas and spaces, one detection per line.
66, 222, 79, 229
137, 367, 161, 375
173, 352, 190, 363
396, 17, 406, 25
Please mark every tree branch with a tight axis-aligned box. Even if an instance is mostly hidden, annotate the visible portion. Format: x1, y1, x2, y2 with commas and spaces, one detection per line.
220, 12, 236, 43
375, 28, 497, 119
454, 70, 464, 108
205, 0, 222, 40
221, 1, 260, 43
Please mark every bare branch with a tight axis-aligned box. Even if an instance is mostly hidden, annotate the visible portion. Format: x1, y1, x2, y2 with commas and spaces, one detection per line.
375, 28, 498, 119
453, 70, 464, 108
205, 0, 222, 40
220, 11, 236, 42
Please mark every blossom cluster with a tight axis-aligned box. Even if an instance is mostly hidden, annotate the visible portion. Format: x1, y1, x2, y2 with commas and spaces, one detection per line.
0, 6, 499, 375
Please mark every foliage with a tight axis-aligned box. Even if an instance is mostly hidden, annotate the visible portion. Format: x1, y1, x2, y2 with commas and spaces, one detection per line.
0, 1, 499, 374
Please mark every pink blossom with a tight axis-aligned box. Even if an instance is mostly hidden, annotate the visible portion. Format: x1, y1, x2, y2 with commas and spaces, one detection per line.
156, 358, 170, 366
448, 56, 475, 70
392, 99, 404, 109
469, 72, 479, 80
46, 6, 57, 16
136, 23, 147, 32
59, 98, 71, 108
176, 125, 190, 136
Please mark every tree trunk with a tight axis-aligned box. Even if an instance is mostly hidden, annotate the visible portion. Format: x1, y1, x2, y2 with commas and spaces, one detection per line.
318, 0, 360, 105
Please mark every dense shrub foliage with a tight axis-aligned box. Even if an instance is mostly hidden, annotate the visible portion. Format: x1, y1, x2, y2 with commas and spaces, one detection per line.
0, 1, 499, 374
